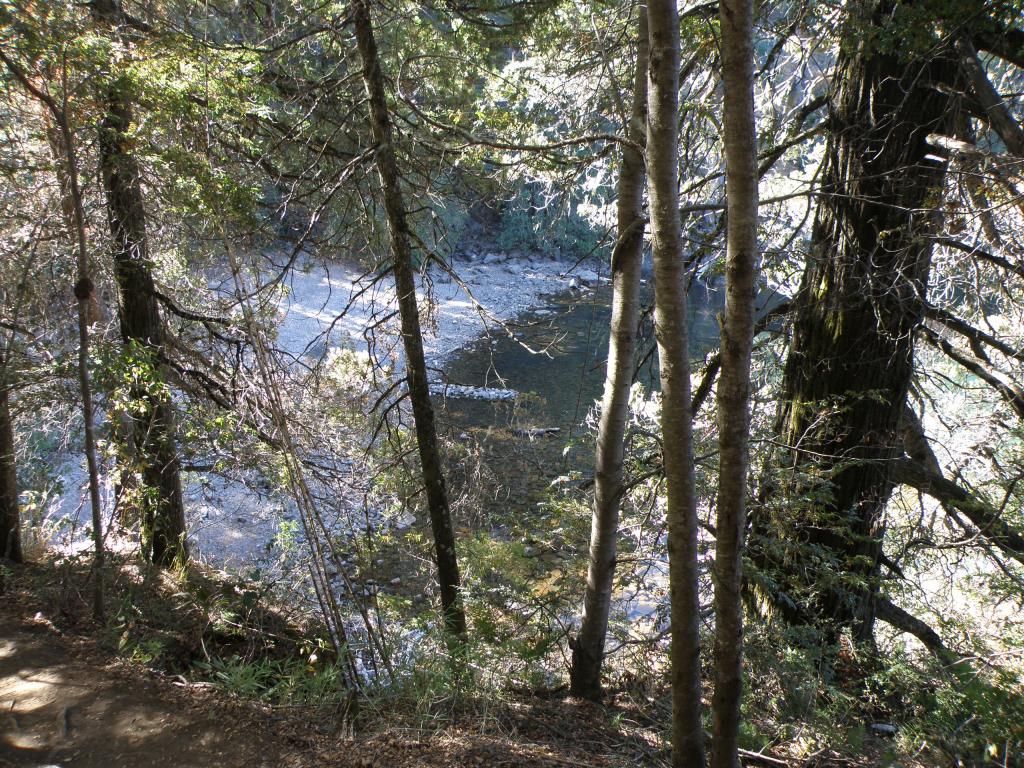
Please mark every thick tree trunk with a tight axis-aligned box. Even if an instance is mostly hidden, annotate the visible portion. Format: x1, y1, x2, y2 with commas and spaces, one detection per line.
647, 1, 706, 765
711, 0, 758, 764
756, 1, 959, 642
98, 93, 187, 565
569, 7, 648, 702
94, 0, 187, 568
352, 0, 467, 640
0, 354, 21, 563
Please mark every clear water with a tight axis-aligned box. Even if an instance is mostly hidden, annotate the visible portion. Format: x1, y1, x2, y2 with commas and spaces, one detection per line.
437, 282, 724, 437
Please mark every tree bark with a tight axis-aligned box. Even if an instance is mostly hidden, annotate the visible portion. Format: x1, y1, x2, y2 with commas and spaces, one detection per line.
0, 349, 21, 563
569, 7, 648, 702
754, 1, 960, 642
94, 0, 187, 566
352, 0, 467, 640
647, 1, 706, 764
711, 0, 759, 764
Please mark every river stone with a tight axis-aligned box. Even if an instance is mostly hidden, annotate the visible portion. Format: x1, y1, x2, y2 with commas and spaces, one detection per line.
483, 252, 503, 264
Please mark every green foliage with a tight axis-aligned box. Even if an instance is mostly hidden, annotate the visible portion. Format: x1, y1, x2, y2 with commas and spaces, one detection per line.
861, 648, 1024, 765
196, 650, 347, 706
738, 613, 1024, 765
493, 180, 608, 259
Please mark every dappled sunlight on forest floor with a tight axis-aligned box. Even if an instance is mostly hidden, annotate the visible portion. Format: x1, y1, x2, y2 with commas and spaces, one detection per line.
0, 562, 917, 768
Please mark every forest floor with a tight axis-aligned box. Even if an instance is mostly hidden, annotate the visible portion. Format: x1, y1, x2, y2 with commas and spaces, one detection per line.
1, 561, 906, 768
0, 592, 661, 767
0, 561, 666, 768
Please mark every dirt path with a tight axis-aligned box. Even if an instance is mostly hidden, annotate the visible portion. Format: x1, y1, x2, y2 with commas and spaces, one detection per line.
0, 617, 294, 768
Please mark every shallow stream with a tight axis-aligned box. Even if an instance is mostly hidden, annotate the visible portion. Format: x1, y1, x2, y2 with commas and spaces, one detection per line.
434, 281, 726, 520
441, 283, 723, 425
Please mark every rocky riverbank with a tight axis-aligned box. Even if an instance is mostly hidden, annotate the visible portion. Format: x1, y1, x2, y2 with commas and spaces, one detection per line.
277, 248, 608, 371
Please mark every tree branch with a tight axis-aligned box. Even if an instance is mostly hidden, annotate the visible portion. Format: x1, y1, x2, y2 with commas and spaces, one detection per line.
875, 597, 961, 667
975, 24, 1024, 71
922, 327, 1024, 420
891, 456, 1024, 568
957, 35, 1024, 157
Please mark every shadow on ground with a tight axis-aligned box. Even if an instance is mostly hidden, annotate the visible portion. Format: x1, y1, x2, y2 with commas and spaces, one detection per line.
0, 617, 287, 768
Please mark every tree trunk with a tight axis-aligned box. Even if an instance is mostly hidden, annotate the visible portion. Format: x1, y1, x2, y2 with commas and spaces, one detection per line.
0, 48, 109, 618
0, 350, 21, 563
96, 78, 187, 566
755, 1, 960, 642
569, 7, 648, 702
647, 1, 706, 765
0, 51, 110, 619
352, 0, 467, 640
93, 0, 186, 568
711, 0, 759, 764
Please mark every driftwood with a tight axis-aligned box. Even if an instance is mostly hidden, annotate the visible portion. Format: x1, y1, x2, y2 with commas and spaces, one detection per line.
738, 748, 791, 767
513, 427, 562, 438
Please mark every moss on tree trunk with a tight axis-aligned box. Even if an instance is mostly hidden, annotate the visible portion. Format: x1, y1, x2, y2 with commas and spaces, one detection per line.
757, 1, 960, 642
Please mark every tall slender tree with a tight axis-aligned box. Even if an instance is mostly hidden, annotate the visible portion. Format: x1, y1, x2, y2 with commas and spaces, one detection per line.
647, 0, 706, 763
0, 50, 106, 620
351, 0, 467, 641
711, 0, 759, 764
0, 340, 20, 563
93, 0, 187, 566
570, 6, 649, 701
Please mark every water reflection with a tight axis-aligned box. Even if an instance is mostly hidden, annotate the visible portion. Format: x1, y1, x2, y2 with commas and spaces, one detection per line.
437, 283, 723, 436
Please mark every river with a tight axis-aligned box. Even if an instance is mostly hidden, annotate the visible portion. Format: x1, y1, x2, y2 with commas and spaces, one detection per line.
433, 281, 726, 524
